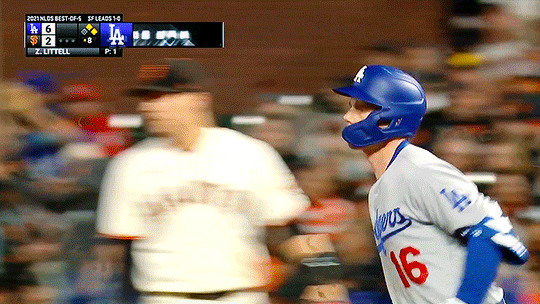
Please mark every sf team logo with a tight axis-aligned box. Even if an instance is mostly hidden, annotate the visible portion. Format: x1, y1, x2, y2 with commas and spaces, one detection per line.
30, 35, 39, 46
353, 66, 368, 83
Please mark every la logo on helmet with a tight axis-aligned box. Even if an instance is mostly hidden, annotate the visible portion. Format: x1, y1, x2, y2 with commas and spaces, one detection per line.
353, 66, 368, 83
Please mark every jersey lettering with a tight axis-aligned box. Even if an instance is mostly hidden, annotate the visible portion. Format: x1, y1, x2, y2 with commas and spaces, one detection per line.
374, 208, 412, 254
141, 181, 250, 217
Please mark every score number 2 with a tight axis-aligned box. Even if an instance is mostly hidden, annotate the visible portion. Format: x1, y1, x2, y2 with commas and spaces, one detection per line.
390, 246, 429, 288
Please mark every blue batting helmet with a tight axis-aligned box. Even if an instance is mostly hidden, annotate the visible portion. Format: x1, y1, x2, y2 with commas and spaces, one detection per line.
333, 65, 427, 148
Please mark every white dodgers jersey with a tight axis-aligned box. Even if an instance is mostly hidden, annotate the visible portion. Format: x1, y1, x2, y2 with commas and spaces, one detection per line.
96, 128, 310, 293
369, 143, 505, 304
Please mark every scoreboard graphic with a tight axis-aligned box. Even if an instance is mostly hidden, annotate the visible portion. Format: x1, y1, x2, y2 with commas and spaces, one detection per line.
25, 14, 224, 57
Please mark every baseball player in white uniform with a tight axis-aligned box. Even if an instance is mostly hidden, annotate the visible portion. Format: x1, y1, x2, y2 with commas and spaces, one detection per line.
95, 59, 310, 304
333, 65, 529, 304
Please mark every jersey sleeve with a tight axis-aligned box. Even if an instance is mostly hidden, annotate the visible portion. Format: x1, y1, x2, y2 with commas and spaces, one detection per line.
412, 162, 503, 235
245, 142, 310, 226
95, 155, 146, 239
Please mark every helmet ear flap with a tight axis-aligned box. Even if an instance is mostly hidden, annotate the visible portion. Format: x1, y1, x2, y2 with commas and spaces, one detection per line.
376, 117, 404, 131
377, 118, 392, 130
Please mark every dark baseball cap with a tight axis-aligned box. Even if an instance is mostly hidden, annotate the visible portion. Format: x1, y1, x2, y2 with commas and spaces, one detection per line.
124, 58, 208, 96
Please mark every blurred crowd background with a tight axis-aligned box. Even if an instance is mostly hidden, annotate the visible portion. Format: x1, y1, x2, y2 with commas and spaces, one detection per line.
1, 0, 540, 303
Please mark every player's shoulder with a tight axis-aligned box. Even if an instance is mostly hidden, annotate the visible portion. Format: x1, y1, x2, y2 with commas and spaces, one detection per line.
400, 144, 444, 167
116, 137, 160, 156
206, 127, 249, 141
398, 144, 465, 181
207, 127, 278, 153
105, 138, 167, 170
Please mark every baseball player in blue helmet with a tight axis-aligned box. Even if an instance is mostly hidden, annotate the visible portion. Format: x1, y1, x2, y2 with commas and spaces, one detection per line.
335, 65, 426, 149
334, 65, 528, 304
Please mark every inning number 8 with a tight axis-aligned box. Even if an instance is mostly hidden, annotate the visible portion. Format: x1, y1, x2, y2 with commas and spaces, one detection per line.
390, 246, 429, 288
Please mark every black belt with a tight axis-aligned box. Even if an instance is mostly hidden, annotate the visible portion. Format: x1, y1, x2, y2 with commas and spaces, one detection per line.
141, 287, 264, 300
142, 291, 230, 300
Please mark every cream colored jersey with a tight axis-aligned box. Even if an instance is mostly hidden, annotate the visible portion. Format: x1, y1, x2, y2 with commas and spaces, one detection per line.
369, 143, 506, 304
96, 127, 309, 293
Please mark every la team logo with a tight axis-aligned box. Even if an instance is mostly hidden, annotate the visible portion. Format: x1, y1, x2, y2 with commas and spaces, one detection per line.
100, 23, 133, 47
353, 66, 368, 83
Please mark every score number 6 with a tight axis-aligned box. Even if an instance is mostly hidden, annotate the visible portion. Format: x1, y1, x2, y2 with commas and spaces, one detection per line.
390, 246, 429, 288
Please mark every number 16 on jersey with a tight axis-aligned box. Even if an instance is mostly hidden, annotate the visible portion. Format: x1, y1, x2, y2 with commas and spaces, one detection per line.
390, 246, 429, 288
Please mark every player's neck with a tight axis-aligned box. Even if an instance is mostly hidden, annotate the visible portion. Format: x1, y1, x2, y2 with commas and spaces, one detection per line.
172, 128, 201, 151
171, 121, 215, 151
364, 138, 406, 180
